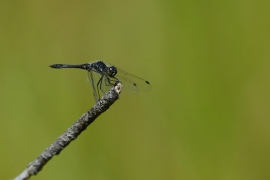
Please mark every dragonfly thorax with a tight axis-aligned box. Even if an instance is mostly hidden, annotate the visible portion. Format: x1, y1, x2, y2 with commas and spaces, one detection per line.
92, 61, 118, 77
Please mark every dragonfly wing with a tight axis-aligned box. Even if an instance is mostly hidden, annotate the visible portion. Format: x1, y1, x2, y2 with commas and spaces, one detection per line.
114, 74, 139, 94
114, 66, 151, 94
100, 75, 114, 93
87, 70, 100, 102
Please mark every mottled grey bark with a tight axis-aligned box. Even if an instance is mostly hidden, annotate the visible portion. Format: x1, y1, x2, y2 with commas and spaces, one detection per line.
13, 83, 122, 180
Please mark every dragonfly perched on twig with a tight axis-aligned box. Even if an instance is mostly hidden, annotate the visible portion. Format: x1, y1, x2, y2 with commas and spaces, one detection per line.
50, 60, 151, 102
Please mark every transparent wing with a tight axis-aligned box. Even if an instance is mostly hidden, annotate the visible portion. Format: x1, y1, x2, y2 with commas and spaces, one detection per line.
113, 66, 152, 94
100, 75, 115, 94
87, 70, 101, 102
87, 70, 117, 102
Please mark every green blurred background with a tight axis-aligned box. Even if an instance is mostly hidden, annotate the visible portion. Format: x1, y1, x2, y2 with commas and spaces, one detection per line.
1, 0, 270, 180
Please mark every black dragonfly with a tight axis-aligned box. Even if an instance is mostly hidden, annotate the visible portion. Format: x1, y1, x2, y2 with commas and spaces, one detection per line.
50, 60, 151, 102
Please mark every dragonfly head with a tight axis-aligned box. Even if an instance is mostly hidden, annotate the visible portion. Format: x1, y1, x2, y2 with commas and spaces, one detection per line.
108, 66, 117, 77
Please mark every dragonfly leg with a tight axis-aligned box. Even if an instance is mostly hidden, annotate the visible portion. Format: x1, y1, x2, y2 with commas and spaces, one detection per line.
106, 76, 119, 86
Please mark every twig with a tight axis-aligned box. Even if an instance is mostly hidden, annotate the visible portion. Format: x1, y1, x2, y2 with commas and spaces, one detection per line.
13, 83, 122, 180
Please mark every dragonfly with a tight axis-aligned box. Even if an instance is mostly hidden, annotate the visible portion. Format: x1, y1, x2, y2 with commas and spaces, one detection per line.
50, 60, 151, 102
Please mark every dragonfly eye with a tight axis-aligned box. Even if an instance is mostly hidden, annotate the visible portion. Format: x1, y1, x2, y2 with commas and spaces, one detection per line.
108, 66, 117, 77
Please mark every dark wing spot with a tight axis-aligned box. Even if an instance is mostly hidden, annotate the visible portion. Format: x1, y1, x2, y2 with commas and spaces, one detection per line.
146, 81, 150, 84
133, 83, 137, 86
